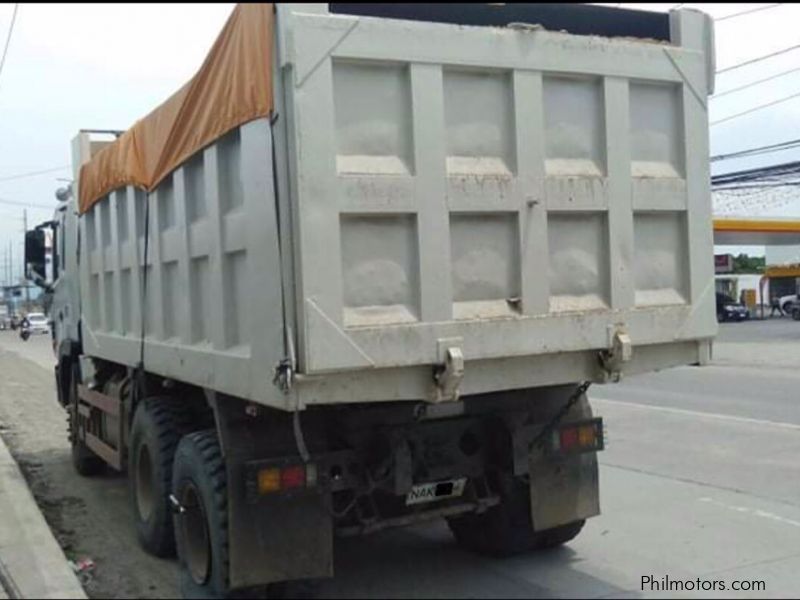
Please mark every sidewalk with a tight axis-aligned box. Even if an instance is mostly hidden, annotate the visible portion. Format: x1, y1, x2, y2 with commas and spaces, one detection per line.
0, 433, 86, 599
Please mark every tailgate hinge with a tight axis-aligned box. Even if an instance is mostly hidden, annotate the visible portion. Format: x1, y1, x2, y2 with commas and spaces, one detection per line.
432, 344, 465, 403
273, 357, 294, 393
273, 325, 297, 394
599, 328, 632, 383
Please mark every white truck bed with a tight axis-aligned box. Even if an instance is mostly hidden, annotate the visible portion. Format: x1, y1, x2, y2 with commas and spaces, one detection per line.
76, 4, 717, 410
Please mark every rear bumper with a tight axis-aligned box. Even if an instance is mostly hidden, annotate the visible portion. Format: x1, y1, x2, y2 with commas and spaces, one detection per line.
293, 340, 711, 408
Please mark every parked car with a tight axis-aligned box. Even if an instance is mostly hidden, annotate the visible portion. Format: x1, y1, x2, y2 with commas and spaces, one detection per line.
778, 294, 798, 315
24, 312, 51, 335
716, 293, 749, 322
790, 299, 800, 321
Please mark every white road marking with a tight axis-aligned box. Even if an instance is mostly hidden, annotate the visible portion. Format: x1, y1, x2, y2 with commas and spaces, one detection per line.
591, 396, 800, 431
699, 497, 800, 529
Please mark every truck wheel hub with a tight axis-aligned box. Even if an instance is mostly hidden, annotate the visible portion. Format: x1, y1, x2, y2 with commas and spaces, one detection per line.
135, 445, 154, 522
181, 483, 211, 585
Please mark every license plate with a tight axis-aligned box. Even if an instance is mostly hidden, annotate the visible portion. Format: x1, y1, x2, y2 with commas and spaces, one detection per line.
405, 478, 467, 506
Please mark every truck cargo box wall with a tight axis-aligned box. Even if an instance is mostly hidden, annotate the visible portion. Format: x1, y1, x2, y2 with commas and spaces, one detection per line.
74, 4, 717, 410
280, 6, 717, 379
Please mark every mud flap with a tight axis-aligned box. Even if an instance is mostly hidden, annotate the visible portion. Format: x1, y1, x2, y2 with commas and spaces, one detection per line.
209, 393, 333, 590
528, 452, 600, 531
230, 494, 332, 589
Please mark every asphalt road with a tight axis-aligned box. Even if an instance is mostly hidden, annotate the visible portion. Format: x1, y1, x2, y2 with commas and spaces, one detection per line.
0, 318, 798, 598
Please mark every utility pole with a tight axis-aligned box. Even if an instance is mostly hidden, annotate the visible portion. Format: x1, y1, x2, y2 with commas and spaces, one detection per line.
23, 209, 30, 312
9, 240, 13, 315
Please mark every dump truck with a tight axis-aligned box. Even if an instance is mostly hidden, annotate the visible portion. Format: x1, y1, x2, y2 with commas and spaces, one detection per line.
26, 3, 716, 597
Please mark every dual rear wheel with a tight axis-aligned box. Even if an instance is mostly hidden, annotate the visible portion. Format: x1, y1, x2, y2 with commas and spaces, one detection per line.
130, 405, 308, 599
126, 399, 232, 597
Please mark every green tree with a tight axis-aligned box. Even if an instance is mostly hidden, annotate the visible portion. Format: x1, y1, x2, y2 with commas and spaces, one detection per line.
732, 253, 765, 274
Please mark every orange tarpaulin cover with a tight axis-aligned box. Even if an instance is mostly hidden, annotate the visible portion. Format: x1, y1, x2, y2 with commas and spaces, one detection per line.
78, 3, 274, 213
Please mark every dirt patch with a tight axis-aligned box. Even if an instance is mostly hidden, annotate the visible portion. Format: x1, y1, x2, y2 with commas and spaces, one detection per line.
0, 344, 179, 599
13, 454, 85, 558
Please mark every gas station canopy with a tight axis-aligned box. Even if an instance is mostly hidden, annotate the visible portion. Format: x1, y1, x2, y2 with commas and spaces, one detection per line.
713, 218, 800, 246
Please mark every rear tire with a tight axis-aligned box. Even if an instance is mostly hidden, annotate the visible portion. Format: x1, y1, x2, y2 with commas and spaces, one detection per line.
173, 431, 319, 599
448, 386, 591, 557
536, 519, 586, 548
447, 475, 585, 556
67, 364, 105, 477
129, 397, 196, 557
173, 430, 230, 599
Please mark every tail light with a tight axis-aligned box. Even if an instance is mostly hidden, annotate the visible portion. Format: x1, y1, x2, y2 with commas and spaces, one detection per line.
256, 463, 318, 496
550, 418, 604, 455
280, 465, 305, 490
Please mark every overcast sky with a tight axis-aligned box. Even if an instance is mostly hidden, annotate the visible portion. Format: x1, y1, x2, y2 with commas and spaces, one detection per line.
1, 2, 798, 283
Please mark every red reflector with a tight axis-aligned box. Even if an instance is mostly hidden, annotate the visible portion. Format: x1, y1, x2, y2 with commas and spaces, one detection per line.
281, 465, 305, 489
560, 427, 579, 450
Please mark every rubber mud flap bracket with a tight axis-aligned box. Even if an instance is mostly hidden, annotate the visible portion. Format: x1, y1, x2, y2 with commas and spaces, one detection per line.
432, 338, 465, 403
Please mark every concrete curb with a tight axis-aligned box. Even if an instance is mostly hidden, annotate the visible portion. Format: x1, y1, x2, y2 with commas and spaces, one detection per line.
0, 434, 87, 599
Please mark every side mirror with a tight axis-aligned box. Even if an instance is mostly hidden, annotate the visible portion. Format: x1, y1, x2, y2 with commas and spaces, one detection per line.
25, 229, 47, 286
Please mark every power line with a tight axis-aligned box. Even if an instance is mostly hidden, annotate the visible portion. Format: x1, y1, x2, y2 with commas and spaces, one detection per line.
716, 42, 800, 75
710, 138, 800, 162
710, 88, 800, 126
715, 3, 782, 22
0, 165, 71, 183
0, 3, 19, 93
714, 181, 800, 191
711, 157, 800, 187
712, 65, 800, 99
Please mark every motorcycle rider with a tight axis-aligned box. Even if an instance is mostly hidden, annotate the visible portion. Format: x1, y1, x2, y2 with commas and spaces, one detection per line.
19, 314, 31, 341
